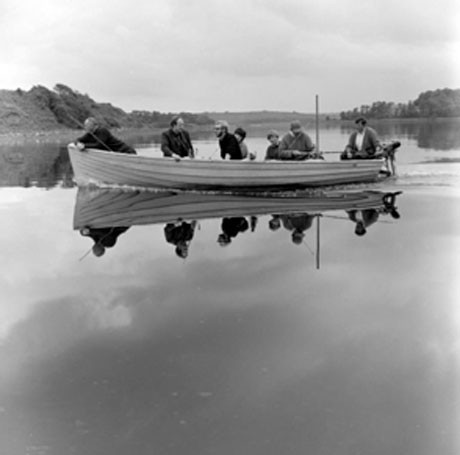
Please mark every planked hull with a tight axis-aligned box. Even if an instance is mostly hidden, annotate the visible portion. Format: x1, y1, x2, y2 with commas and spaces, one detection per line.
73, 188, 399, 229
68, 145, 387, 190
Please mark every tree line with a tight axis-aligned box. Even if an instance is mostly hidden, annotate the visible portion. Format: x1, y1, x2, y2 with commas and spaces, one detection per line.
340, 88, 460, 120
16, 84, 214, 129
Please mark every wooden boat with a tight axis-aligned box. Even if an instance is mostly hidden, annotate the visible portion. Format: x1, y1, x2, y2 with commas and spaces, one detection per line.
73, 187, 401, 229
67, 144, 390, 191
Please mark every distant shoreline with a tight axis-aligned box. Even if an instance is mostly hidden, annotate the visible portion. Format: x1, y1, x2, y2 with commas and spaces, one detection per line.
1, 117, 459, 146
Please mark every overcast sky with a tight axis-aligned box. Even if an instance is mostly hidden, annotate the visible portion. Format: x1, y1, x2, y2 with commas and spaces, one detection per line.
1, 0, 459, 113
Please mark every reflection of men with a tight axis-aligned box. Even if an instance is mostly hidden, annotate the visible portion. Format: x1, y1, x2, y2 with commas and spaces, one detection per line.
80, 226, 130, 257
280, 213, 315, 245
268, 214, 282, 231
76, 117, 137, 154
161, 116, 194, 158
164, 220, 196, 258
278, 121, 316, 160
347, 209, 379, 236
215, 121, 243, 160
341, 117, 380, 159
217, 217, 249, 246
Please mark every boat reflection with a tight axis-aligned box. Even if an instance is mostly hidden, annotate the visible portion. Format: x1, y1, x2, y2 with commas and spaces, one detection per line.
74, 188, 402, 260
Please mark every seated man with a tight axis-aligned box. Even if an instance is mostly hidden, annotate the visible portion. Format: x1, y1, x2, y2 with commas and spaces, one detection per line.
234, 127, 249, 159
278, 121, 317, 160
265, 130, 281, 160
233, 127, 256, 160
161, 116, 194, 158
341, 117, 380, 160
75, 117, 136, 154
215, 120, 242, 160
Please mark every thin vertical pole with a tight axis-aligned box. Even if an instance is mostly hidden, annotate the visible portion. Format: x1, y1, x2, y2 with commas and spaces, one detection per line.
316, 215, 320, 270
315, 94, 320, 154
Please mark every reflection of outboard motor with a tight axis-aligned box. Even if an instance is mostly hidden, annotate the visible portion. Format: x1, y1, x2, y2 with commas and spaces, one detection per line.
382, 191, 402, 219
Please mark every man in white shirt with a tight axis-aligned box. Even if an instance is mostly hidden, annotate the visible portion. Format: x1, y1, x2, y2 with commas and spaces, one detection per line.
341, 117, 380, 159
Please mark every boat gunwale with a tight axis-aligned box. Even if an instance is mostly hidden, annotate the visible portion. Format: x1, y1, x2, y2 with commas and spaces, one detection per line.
68, 145, 387, 189
68, 145, 385, 171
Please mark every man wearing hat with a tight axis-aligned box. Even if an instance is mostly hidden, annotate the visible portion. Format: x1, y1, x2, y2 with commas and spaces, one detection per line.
278, 121, 316, 160
341, 117, 381, 160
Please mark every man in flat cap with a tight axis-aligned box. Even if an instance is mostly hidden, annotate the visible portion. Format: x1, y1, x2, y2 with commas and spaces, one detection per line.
278, 120, 316, 160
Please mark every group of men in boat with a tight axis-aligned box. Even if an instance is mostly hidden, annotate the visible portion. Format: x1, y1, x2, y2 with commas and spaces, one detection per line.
74, 115, 383, 160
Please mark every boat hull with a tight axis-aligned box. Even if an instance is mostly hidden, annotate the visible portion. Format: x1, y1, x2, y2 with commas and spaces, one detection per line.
68, 145, 387, 190
73, 188, 398, 229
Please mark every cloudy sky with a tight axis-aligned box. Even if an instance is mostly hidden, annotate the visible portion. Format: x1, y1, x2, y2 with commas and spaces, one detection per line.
1, 0, 459, 113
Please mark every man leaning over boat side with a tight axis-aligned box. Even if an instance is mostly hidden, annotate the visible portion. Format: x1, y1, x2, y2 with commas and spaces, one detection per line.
75, 117, 137, 154
214, 120, 243, 160
341, 117, 381, 160
278, 121, 319, 160
161, 116, 195, 158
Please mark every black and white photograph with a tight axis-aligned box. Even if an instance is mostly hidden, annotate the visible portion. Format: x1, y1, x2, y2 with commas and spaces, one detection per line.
1, 1, 459, 454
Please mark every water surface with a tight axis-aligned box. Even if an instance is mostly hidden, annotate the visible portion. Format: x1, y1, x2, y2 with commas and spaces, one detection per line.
0, 120, 459, 455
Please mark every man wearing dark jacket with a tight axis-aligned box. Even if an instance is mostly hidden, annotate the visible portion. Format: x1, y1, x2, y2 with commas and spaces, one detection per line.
76, 117, 136, 154
161, 116, 194, 158
215, 120, 242, 160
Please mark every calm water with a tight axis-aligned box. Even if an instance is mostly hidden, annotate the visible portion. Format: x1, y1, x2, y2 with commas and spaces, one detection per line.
0, 120, 459, 455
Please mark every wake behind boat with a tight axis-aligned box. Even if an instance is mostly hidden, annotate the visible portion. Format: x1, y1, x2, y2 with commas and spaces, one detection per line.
67, 144, 392, 191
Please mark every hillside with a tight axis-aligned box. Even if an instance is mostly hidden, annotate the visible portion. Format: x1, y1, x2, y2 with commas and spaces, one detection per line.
1, 84, 343, 137
0, 84, 214, 135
